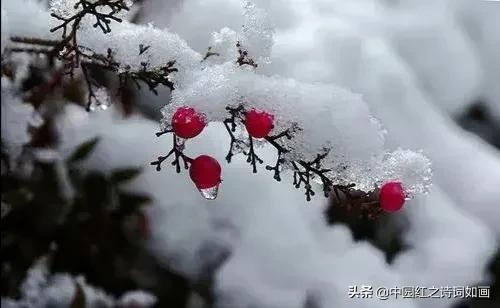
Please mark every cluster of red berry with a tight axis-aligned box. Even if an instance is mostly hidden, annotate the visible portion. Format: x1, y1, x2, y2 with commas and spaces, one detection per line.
170, 107, 274, 196
166, 106, 407, 212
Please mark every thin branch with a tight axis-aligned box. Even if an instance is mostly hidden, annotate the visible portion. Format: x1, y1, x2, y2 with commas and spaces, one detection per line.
201, 47, 220, 62
244, 135, 263, 173
48, 0, 130, 73
151, 134, 193, 173
236, 41, 257, 68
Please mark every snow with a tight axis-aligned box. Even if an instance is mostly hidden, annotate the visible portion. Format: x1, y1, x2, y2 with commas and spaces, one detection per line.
157, 0, 431, 194
166, 62, 386, 166
1, 0, 57, 39
382, 0, 482, 116
1, 78, 43, 166
136, 0, 498, 307
1, 6, 9, 53
2, 255, 157, 308
49, 0, 134, 20
239, 1, 274, 63
52, 104, 493, 308
36, 0, 433, 194
88, 87, 112, 111
79, 20, 202, 79
455, 0, 500, 121
3, 0, 432, 195
117, 290, 157, 307
226, 0, 500, 237
3, 256, 115, 308
2, 0, 500, 307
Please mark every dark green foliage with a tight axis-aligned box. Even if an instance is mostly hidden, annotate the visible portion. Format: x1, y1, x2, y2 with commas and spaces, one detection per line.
110, 168, 143, 184
1, 139, 192, 306
67, 137, 100, 164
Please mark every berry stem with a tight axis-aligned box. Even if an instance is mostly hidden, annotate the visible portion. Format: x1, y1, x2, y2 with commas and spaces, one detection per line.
155, 130, 172, 137
245, 136, 263, 173
154, 103, 386, 217
223, 118, 241, 163
151, 134, 192, 172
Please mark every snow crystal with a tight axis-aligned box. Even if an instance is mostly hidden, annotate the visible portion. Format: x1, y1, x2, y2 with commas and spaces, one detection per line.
79, 20, 201, 85
239, 0, 274, 63
50, 0, 84, 18
382, 149, 432, 196
50, 0, 133, 20
207, 27, 239, 64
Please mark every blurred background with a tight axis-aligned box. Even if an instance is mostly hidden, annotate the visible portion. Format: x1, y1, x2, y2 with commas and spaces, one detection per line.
1, 0, 500, 307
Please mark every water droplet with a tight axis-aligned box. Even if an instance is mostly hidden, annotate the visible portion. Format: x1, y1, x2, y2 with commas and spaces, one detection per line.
198, 185, 219, 200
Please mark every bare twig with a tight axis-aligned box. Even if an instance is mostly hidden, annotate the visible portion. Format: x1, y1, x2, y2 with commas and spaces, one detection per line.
201, 47, 220, 62
151, 134, 193, 173
236, 41, 257, 68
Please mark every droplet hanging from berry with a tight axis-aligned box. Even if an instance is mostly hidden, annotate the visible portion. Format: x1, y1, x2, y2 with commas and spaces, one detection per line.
379, 181, 406, 212
171, 107, 206, 139
189, 155, 222, 200
245, 109, 274, 139
198, 185, 219, 200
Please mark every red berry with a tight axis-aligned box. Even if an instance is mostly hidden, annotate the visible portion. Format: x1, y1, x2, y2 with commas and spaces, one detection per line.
245, 109, 274, 139
171, 107, 206, 139
189, 155, 222, 189
379, 181, 406, 212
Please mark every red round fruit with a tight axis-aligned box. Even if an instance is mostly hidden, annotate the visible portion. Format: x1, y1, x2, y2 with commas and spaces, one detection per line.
171, 107, 206, 139
245, 109, 274, 139
379, 181, 406, 212
189, 155, 222, 189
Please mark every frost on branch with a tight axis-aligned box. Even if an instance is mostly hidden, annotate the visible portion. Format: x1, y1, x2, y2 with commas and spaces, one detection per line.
202, 2, 273, 66
150, 1, 432, 209
158, 60, 431, 206
3, 0, 432, 212
239, 1, 274, 64
5, 0, 195, 110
